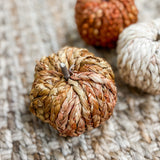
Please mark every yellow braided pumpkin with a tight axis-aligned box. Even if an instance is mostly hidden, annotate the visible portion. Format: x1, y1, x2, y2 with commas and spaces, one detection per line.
30, 47, 117, 137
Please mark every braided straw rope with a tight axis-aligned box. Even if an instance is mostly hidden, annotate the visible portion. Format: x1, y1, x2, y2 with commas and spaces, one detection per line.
117, 19, 160, 94
30, 47, 117, 137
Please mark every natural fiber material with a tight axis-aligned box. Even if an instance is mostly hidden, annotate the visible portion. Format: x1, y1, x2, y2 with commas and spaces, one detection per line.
30, 46, 117, 137
117, 19, 160, 95
75, 0, 138, 48
1, 0, 160, 159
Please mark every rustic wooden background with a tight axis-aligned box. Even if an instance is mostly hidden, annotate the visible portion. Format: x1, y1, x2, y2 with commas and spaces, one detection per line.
0, 0, 160, 159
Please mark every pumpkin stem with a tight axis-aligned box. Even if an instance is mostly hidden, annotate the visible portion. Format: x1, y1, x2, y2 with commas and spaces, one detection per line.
156, 34, 160, 41
60, 63, 70, 81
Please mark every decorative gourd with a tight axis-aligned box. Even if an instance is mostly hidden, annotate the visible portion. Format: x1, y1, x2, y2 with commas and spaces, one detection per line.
75, 0, 138, 48
30, 47, 117, 137
117, 19, 160, 94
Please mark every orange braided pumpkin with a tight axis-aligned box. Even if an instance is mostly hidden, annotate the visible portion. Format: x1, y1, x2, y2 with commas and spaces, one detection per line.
30, 47, 117, 137
75, 0, 138, 48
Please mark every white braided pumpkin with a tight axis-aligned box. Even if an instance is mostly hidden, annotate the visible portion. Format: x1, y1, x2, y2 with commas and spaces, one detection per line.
117, 19, 160, 94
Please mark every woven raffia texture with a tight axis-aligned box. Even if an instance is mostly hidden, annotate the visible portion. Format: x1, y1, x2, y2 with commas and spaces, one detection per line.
0, 0, 160, 160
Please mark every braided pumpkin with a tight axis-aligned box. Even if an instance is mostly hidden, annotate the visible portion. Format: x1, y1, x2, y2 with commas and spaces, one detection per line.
75, 0, 138, 48
30, 47, 117, 137
117, 19, 160, 95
